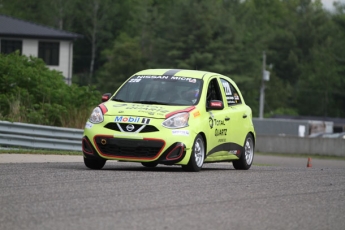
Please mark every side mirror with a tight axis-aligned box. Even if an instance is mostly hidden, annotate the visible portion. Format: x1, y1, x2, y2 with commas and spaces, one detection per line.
207, 100, 224, 110
102, 93, 112, 102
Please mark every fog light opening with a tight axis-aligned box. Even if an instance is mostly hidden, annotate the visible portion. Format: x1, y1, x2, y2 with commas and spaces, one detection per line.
82, 138, 94, 155
166, 145, 184, 160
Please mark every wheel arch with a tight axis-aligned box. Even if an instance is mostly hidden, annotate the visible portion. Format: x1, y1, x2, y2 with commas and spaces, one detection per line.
198, 131, 207, 155
248, 131, 256, 148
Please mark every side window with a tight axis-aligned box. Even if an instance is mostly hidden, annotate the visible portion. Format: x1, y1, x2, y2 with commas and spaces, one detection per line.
1, 39, 22, 54
220, 78, 242, 106
38, 41, 60, 66
206, 78, 223, 104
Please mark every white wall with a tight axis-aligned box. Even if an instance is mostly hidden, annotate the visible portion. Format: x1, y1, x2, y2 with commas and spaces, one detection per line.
22, 39, 38, 56
19, 38, 72, 85
48, 41, 73, 85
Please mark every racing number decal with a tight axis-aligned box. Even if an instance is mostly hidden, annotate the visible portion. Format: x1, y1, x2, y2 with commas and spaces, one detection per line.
129, 79, 141, 83
222, 81, 232, 96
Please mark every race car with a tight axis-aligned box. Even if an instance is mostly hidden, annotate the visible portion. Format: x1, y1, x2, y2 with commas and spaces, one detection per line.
82, 69, 255, 172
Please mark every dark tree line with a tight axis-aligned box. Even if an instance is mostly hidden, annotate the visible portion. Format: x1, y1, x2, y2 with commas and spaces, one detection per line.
1, 0, 345, 118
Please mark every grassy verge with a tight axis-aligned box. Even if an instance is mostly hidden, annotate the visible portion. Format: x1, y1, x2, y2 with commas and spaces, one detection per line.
0, 148, 82, 155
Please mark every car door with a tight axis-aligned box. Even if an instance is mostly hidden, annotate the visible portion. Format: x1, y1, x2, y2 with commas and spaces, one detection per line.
219, 78, 247, 148
204, 77, 230, 159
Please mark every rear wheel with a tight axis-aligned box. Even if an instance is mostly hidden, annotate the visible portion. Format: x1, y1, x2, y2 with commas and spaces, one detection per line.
233, 134, 254, 170
84, 157, 106, 170
141, 162, 158, 168
182, 134, 205, 172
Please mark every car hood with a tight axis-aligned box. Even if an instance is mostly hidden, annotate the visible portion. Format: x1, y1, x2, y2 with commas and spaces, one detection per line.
103, 102, 195, 119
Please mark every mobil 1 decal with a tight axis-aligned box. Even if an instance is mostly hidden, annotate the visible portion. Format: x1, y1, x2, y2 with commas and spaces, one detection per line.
114, 116, 151, 124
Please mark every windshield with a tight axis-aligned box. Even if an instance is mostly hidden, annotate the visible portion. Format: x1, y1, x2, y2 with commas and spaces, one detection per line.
113, 75, 202, 106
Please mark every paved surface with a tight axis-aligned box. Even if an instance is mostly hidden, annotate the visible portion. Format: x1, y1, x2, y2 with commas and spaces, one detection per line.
1, 153, 344, 169
0, 160, 344, 230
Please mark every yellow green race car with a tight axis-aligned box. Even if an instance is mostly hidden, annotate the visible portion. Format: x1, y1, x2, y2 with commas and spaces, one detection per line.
82, 69, 255, 172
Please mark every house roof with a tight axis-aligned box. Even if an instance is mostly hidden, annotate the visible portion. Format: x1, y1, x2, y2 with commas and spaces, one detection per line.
0, 14, 82, 40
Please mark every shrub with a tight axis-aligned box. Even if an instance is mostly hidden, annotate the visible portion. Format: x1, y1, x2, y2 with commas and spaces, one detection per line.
0, 52, 101, 128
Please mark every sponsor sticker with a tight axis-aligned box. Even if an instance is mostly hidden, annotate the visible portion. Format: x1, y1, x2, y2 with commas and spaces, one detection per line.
85, 121, 93, 129
215, 128, 227, 136
136, 75, 170, 79
172, 130, 190, 136
133, 75, 198, 83
214, 119, 225, 126
125, 104, 170, 114
229, 150, 241, 155
141, 118, 151, 124
210, 101, 222, 107
193, 110, 200, 118
209, 117, 214, 129
113, 104, 127, 107
115, 116, 140, 123
228, 150, 239, 155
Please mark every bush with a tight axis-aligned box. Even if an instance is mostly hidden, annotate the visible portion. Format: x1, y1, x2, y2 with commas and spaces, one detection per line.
0, 52, 101, 128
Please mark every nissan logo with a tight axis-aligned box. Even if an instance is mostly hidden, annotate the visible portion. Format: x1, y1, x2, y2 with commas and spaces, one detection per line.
126, 124, 135, 132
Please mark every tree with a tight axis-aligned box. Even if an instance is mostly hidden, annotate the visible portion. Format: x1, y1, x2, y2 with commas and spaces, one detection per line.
96, 33, 145, 93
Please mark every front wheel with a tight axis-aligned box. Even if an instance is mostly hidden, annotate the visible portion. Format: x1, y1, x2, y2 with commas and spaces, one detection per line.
182, 134, 205, 172
233, 134, 254, 170
84, 157, 106, 170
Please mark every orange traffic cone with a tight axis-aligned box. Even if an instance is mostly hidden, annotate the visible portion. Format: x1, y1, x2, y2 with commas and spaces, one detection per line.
307, 157, 312, 168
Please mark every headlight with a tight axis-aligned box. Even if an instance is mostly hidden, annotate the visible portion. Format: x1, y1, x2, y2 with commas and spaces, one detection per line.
162, 112, 189, 128
89, 107, 104, 124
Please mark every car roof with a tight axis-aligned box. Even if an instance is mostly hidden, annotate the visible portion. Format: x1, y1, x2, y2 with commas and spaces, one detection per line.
133, 69, 228, 80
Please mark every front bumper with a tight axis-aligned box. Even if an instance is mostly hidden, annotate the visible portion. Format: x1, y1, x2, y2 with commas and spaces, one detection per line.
82, 136, 188, 165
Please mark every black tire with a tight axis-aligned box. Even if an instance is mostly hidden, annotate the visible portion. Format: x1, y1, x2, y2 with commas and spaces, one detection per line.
182, 134, 205, 172
233, 134, 254, 170
84, 157, 106, 170
141, 162, 158, 168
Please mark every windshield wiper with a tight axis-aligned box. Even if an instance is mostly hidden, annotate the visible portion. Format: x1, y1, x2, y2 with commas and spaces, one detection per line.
132, 100, 168, 105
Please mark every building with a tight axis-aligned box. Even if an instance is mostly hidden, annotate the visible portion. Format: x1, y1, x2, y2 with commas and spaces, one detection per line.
0, 14, 82, 85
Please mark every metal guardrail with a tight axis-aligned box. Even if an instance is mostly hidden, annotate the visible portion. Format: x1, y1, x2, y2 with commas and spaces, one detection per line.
0, 121, 83, 151
1, 120, 344, 156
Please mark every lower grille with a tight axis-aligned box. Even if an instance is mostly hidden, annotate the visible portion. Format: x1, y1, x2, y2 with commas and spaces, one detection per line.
94, 137, 164, 158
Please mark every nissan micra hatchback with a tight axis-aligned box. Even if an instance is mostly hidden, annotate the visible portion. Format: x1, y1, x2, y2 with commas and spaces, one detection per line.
82, 69, 255, 172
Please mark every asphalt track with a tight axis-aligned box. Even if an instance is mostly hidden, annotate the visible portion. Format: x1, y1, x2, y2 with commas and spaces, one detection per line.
1, 154, 345, 230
